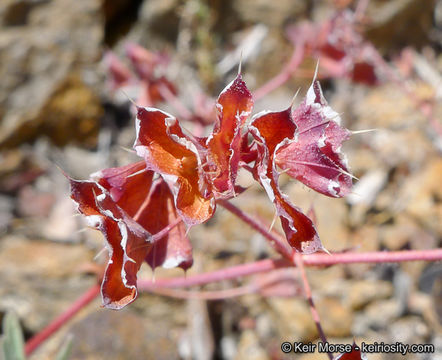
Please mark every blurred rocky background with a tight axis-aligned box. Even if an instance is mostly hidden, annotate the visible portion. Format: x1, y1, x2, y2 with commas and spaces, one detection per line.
0, 0, 441, 359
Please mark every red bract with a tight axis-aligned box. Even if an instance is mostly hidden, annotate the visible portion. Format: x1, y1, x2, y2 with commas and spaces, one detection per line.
70, 161, 191, 309
275, 80, 352, 198
205, 75, 253, 197
143, 180, 192, 271
250, 107, 322, 254
134, 107, 215, 226
70, 67, 353, 308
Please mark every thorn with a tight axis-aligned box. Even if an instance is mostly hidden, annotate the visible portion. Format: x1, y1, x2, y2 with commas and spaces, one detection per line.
268, 211, 278, 232
278, 167, 291, 175
119, 146, 136, 154
340, 168, 359, 181
320, 246, 332, 255
94, 247, 107, 260
290, 88, 301, 108
351, 128, 379, 135
126, 167, 148, 178
312, 59, 320, 82
77, 225, 100, 233
53, 162, 71, 179
307, 203, 317, 226
238, 50, 243, 75
121, 89, 137, 107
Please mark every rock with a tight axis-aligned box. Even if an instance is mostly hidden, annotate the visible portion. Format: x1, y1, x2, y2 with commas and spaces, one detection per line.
0, 195, 14, 233
232, 0, 307, 28
68, 310, 182, 360
308, 267, 346, 295
316, 297, 353, 338
365, 0, 436, 53
268, 298, 317, 342
0, 236, 95, 331
353, 299, 402, 335
400, 158, 442, 237
390, 316, 431, 343
346, 169, 388, 207
34, 75, 103, 147
0, 0, 104, 149
344, 279, 393, 310
379, 221, 412, 251
125, 0, 180, 46
186, 298, 215, 360
0, 0, 40, 27
0, 149, 44, 193
235, 330, 268, 360
352, 83, 434, 168
408, 292, 441, 333
311, 196, 350, 252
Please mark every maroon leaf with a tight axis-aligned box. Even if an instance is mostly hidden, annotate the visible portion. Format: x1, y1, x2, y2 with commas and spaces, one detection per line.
275, 80, 353, 198
249, 108, 322, 254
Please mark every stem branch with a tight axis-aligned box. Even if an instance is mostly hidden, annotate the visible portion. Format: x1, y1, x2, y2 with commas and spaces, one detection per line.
254, 41, 305, 101
138, 258, 290, 290
218, 200, 294, 260
137, 249, 442, 291
294, 253, 333, 360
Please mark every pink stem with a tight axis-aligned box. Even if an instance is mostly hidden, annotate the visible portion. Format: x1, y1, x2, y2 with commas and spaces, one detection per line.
151, 217, 182, 242
137, 249, 442, 291
294, 253, 333, 360
302, 249, 442, 265
220, 201, 442, 264
254, 40, 305, 101
218, 200, 294, 260
25, 284, 100, 356
138, 258, 290, 289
